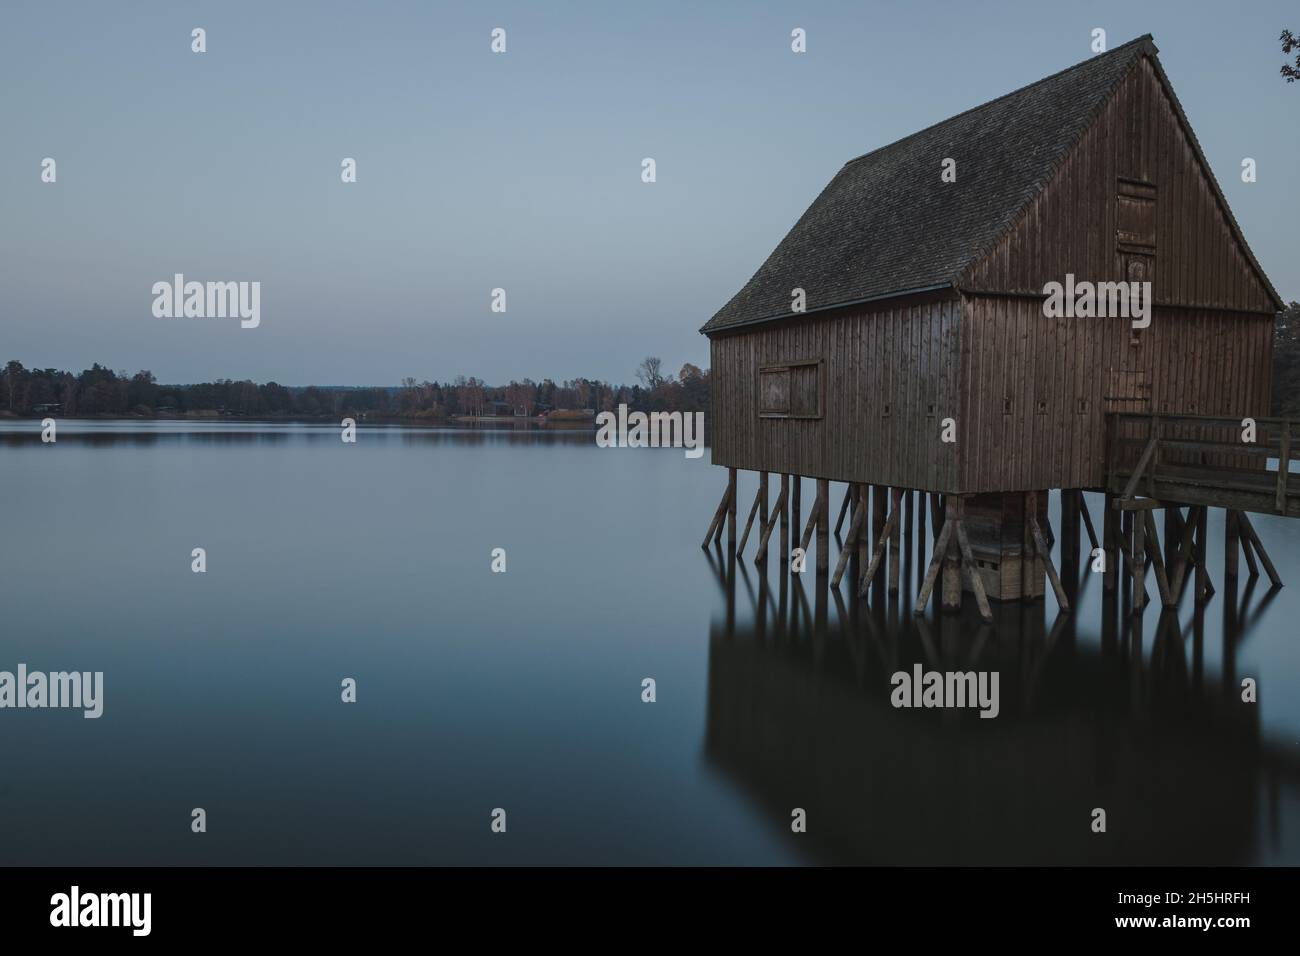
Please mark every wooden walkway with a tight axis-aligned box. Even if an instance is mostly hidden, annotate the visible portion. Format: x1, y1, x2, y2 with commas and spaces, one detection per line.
1106, 412, 1300, 517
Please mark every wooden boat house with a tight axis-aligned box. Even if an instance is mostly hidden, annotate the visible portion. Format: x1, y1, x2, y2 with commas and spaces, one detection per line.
700, 35, 1286, 619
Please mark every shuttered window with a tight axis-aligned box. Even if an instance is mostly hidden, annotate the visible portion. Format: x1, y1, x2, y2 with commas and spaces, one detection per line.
759, 360, 822, 419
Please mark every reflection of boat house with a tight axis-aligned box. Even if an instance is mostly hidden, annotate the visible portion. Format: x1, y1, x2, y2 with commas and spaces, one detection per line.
701, 555, 1294, 865
700, 36, 1287, 621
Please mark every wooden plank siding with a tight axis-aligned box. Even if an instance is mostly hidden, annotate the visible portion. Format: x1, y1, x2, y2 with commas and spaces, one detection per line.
958, 297, 1273, 492
961, 55, 1275, 314
709, 295, 962, 491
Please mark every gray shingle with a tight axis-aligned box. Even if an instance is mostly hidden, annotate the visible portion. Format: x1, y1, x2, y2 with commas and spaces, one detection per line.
702, 35, 1152, 334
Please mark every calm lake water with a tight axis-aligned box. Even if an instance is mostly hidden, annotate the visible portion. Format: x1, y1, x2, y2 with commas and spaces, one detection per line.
2, 420, 1299, 865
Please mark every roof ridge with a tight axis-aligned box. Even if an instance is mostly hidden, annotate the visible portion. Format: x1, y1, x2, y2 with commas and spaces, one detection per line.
840, 34, 1153, 171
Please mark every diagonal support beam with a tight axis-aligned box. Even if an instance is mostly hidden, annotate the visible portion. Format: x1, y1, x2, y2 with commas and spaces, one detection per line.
914, 521, 955, 613
858, 499, 901, 597
755, 481, 789, 564
1028, 514, 1070, 611
955, 521, 994, 622
702, 482, 732, 549
736, 487, 762, 555
830, 496, 866, 587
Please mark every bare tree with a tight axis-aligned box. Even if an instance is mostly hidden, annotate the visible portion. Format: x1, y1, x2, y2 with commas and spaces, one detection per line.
636, 356, 665, 390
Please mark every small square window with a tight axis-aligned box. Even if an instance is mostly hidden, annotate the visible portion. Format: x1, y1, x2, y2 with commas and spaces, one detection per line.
1077, 398, 1088, 414
1036, 400, 1048, 415
1002, 398, 1012, 415
759, 360, 822, 419
882, 403, 892, 417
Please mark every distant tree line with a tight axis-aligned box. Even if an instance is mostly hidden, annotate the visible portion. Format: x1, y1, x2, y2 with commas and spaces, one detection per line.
0, 357, 710, 421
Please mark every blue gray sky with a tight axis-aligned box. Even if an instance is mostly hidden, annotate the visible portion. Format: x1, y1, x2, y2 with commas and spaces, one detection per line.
2, 0, 1296, 386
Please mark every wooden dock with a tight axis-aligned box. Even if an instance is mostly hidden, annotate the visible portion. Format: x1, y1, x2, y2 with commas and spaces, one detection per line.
1107, 412, 1299, 517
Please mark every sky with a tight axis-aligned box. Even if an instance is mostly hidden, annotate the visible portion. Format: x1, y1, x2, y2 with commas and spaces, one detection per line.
2, 0, 1296, 386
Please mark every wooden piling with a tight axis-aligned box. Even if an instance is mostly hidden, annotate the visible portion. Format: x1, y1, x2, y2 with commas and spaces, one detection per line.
941, 497, 961, 612
834, 485, 852, 535
1061, 489, 1080, 577
857, 484, 869, 569
1194, 505, 1209, 603
830, 495, 866, 588
758, 471, 769, 562
779, 475, 790, 564
791, 476, 801, 560
1237, 511, 1282, 588
889, 488, 902, 593
1131, 503, 1146, 613
1103, 493, 1118, 592
726, 468, 737, 554
702, 481, 730, 549
737, 485, 762, 555
816, 479, 830, 573
1224, 508, 1240, 582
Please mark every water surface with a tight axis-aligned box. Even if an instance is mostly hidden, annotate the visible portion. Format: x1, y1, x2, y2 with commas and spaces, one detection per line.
1, 420, 1298, 865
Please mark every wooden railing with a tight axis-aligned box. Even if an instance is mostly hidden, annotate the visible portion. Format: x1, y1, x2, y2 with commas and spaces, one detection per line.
1106, 413, 1298, 514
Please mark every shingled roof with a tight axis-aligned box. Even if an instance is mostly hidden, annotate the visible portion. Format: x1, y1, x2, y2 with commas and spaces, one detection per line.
702, 35, 1155, 334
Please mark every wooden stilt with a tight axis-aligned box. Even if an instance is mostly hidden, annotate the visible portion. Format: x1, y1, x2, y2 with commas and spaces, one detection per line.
703, 481, 732, 549
1131, 505, 1146, 613
1029, 511, 1070, 611
1103, 493, 1118, 592
914, 521, 954, 611
737, 486, 762, 555
1224, 508, 1240, 582
1022, 493, 1038, 602
779, 475, 790, 565
858, 495, 901, 596
830, 498, 866, 588
1143, 510, 1174, 608
834, 485, 852, 535
755, 480, 788, 565
1237, 511, 1282, 588
758, 472, 769, 562
917, 490, 928, 561
930, 493, 942, 542
1240, 518, 1260, 578
904, 490, 915, 558
954, 521, 993, 622
1164, 505, 1181, 568
816, 479, 830, 573
1194, 505, 1210, 603
1168, 504, 1202, 599
1079, 492, 1099, 552
794, 492, 821, 572
857, 484, 869, 570
1061, 489, 1080, 575
941, 497, 962, 611
888, 488, 902, 593
791, 477, 801, 559
726, 468, 737, 554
